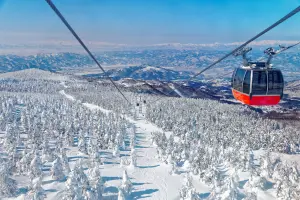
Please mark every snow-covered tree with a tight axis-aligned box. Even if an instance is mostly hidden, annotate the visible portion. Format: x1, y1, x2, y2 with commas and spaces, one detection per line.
179, 174, 199, 200
221, 169, 243, 200
170, 161, 179, 175
27, 177, 46, 200
0, 163, 17, 197
244, 188, 258, 200
50, 157, 65, 181
118, 188, 126, 200
88, 165, 104, 200
120, 170, 132, 198
63, 161, 89, 200
260, 151, 273, 179
130, 149, 137, 168
113, 144, 120, 157
78, 135, 88, 154
29, 151, 43, 180
17, 149, 31, 175
64, 127, 74, 147
63, 171, 83, 200
41, 138, 54, 163
207, 163, 227, 199
61, 148, 71, 174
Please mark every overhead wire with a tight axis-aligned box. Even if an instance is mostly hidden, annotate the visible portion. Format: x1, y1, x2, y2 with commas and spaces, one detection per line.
213, 41, 300, 79
45, 0, 131, 105
149, 6, 300, 104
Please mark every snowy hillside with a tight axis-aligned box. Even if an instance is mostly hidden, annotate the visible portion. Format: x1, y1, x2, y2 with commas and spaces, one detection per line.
0, 68, 70, 81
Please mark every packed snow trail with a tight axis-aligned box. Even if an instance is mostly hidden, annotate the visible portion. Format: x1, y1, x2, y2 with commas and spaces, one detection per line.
59, 90, 210, 199
59, 90, 75, 101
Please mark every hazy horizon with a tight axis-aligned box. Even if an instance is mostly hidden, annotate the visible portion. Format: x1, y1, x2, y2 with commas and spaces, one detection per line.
0, 0, 300, 46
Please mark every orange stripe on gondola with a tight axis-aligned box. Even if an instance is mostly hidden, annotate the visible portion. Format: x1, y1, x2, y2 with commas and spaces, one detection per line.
232, 89, 281, 106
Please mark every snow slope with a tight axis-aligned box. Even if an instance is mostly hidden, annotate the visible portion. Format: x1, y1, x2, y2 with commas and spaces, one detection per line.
1, 78, 298, 200
56, 88, 213, 200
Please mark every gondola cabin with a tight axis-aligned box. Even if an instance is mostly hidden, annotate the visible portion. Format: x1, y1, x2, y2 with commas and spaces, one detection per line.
232, 62, 284, 106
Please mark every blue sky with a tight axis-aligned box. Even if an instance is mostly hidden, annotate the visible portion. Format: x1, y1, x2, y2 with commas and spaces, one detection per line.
0, 0, 300, 45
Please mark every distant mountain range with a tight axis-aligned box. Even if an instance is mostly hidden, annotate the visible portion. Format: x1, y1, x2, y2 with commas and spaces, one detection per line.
83, 65, 202, 81
0, 53, 94, 72
0, 49, 299, 82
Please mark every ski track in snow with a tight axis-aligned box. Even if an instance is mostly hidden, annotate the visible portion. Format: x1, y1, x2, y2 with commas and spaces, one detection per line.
168, 83, 184, 98
82, 102, 112, 115
59, 90, 211, 200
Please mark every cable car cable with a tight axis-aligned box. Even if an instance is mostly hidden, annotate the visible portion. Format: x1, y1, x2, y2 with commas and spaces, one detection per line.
149, 6, 300, 104
213, 41, 300, 79
257, 41, 300, 62
45, 0, 131, 105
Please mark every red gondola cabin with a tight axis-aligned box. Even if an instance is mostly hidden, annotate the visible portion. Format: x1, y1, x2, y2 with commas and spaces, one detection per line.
232, 62, 284, 106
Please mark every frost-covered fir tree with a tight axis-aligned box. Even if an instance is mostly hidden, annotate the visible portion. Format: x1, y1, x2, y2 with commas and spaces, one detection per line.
120, 170, 132, 198
179, 174, 199, 200
113, 144, 120, 157
245, 152, 268, 192
63, 171, 83, 200
118, 188, 126, 200
244, 188, 258, 200
3, 125, 16, 152
61, 148, 71, 174
207, 163, 227, 200
0, 163, 17, 197
248, 150, 256, 175
88, 165, 104, 199
74, 159, 90, 189
273, 162, 300, 199
28, 176, 46, 200
166, 133, 174, 154
221, 169, 243, 200
51, 157, 65, 181
170, 161, 179, 175
120, 157, 130, 167
91, 150, 102, 168
130, 149, 137, 168
289, 162, 300, 185
239, 147, 249, 172
130, 137, 135, 150
121, 139, 126, 151
63, 161, 89, 200
85, 189, 97, 200
78, 135, 88, 154
260, 151, 273, 179
64, 127, 74, 147
41, 138, 53, 163
17, 149, 31, 175
186, 188, 200, 200
29, 151, 43, 180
